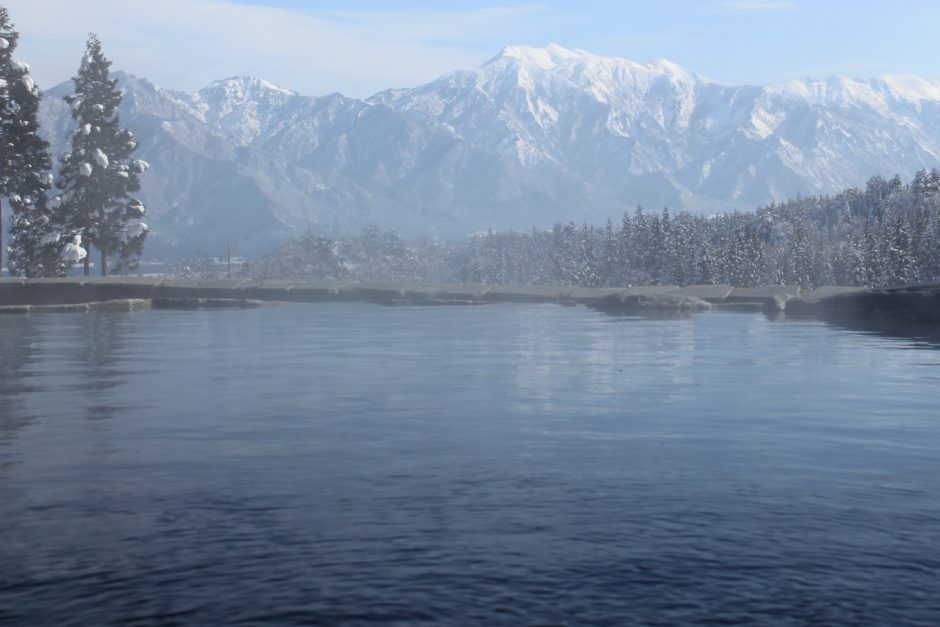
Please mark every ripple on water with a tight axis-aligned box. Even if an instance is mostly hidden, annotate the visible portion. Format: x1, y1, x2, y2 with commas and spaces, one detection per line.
1, 305, 940, 624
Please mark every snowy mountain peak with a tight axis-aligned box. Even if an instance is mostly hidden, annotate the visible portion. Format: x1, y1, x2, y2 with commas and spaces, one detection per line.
491, 43, 592, 69
199, 76, 297, 102
765, 73, 940, 111
875, 74, 940, 101
486, 45, 699, 82
188, 76, 302, 145
475, 46, 704, 119
645, 58, 699, 83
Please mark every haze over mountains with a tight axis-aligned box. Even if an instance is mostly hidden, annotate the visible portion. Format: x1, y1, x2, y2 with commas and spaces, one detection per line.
37, 44, 940, 256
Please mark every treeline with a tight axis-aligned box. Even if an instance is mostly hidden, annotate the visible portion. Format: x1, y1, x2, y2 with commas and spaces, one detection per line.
1, 6, 148, 277
176, 170, 940, 289
452, 170, 940, 288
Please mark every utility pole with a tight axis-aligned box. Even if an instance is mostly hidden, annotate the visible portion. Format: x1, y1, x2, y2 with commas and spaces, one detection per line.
225, 241, 234, 279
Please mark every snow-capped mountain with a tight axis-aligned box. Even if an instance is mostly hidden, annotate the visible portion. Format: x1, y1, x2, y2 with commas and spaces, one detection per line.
37, 44, 940, 255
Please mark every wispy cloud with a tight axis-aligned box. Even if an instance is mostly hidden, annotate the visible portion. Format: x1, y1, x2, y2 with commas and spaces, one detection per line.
2, 1, 551, 97
718, 0, 797, 14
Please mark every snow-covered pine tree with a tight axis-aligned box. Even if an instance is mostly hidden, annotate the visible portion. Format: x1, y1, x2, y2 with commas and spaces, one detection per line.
600, 217, 619, 286
618, 210, 634, 283
631, 207, 656, 284
0, 7, 77, 276
790, 209, 813, 288
56, 34, 148, 276
697, 240, 719, 285
835, 233, 867, 286
574, 224, 600, 287
883, 212, 914, 286
862, 220, 883, 288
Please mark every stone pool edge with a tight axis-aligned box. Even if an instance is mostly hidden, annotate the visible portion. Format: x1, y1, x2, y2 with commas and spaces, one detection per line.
1, 278, 938, 325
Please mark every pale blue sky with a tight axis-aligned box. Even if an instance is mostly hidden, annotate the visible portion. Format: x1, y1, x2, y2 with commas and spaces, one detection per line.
6, 0, 940, 97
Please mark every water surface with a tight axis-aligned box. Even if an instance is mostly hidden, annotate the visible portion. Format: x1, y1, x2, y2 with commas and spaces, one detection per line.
1, 304, 939, 624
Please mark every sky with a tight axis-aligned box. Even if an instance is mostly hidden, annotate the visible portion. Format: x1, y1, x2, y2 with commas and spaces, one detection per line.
4, 0, 940, 98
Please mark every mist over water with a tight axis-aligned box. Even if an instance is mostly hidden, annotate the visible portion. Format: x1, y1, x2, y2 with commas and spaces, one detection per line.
2, 304, 940, 624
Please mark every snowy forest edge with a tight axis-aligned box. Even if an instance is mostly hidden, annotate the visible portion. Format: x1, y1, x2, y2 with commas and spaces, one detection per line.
173, 171, 940, 290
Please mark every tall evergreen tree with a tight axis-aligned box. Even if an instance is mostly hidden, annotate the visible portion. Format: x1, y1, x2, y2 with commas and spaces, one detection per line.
575, 224, 601, 287
790, 210, 813, 288
883, 212, 914, 286
862, 221, 883, 288
0, 7, 76, 276
834, 234, 867, 286
600, 217, 619, 286
618, 210, 634, 283
56, 34, 147, 276
697, 240, 719, 285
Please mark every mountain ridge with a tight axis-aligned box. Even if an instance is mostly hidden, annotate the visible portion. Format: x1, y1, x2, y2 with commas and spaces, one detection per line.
35, 45, 940, 256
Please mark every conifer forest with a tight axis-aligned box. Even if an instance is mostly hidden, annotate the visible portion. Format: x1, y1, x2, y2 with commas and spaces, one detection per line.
215, 171, 940, 289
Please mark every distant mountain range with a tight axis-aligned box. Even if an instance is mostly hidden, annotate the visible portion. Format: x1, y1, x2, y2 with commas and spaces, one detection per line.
37, 44, 940, 256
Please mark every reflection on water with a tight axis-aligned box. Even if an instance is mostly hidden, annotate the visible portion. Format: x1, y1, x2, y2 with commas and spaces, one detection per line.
0, 316, 41, 448
822, 314, 940, 350
1, 304, 940, 624
75, 313, 132, 420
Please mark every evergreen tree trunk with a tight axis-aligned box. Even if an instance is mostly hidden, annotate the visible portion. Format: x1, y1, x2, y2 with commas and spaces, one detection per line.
84, 254, 90, 276
100, 248, 108, 276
